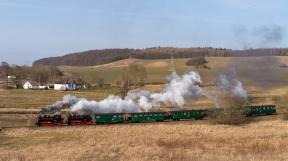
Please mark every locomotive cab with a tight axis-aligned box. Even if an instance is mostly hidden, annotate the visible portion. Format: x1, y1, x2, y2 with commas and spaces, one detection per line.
67, 114, 94, 125
36, 114, 64, 126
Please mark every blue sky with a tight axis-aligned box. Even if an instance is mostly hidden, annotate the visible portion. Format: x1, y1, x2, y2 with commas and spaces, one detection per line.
0, 0, 287, 65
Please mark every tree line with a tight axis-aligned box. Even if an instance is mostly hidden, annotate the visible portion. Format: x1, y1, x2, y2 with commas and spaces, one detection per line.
33, 47, 288, 67
1, 61, 148, 93
0, 62, 63, 86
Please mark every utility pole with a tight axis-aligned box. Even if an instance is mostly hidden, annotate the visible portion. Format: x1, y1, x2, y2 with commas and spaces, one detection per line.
4, 71, 7, 89
129, 52, 136, 64
169, 49, 175, 72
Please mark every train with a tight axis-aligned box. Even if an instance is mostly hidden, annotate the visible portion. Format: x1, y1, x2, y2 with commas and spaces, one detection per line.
35, 105, 276, 126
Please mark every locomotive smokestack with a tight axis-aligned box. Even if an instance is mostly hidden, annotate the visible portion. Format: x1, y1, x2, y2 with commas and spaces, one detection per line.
41, 95, 80, 113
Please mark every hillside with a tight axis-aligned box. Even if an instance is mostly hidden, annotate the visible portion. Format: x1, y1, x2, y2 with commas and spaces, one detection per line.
33, 47, 288, 66
59, 56, 288, 87
33, 48, 209, 66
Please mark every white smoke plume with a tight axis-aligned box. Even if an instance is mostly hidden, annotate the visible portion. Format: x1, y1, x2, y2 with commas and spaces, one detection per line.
42, 70, 249, 114
150, 71, 204, 107
42, 71, 205, 114
233, 24, 285, 48
219, 69, 247, 99
217, 68, 248, 107
41, 95, 80, 113
70, 95, 141, 114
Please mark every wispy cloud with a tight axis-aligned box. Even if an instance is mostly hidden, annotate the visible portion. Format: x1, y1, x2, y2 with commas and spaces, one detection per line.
217, 0, 284, 10
85, 8, 230, 24
0, 1, 227, 23
0, 2, 48, 9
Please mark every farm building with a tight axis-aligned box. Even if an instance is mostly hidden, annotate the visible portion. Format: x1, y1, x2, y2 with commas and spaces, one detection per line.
23, 81, 39, 89
54, 83, 82, 90
0, 75, 17, 89
68, 83, 82, 90
54, 84, 69, 90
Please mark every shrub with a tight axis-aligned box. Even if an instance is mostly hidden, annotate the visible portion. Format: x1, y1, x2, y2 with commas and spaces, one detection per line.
185, 57, 208, 68
273, 94, 288, 120
209, 106, 253, 125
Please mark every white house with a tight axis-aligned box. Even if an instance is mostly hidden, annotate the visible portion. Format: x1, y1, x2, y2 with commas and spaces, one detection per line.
23, 81, 39, 89
67, 83, 82, 90
54, 84, 69, 90
39, 85, 49, 89
7, 75, 16, 79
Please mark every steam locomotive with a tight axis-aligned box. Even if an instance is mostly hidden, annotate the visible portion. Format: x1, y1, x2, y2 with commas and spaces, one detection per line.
36, 114, 94, 126
36, 109, 208, 126
36, 105, 276, 126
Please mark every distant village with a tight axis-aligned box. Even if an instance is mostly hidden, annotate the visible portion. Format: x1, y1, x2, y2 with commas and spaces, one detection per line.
1, 75, 86, 91
0, 61, 88, 91
22, 81, 85, 90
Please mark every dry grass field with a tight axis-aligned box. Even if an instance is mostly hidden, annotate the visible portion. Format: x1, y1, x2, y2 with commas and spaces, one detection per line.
1, 56, 288, 160
1, 119, 288, 161
2, 56, 288, 127
1, 84, 287, 127
59, 56, 288, 85
0, 88, 118, 111
0, 88, 118, 127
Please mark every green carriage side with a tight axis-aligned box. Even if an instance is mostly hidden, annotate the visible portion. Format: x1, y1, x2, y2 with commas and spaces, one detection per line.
130, 112, 166, 123
170, 110, 208, 120
245, 105, 276, 116
94, 113, 125, 124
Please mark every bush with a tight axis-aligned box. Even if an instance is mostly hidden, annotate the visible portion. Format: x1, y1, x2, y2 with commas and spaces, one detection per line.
209, 107, 253, 125
185, 57, 208, 67
273, 94, 288, 120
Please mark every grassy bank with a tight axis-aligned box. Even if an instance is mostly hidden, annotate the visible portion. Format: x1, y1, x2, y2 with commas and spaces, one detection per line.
1, 119, 288, 161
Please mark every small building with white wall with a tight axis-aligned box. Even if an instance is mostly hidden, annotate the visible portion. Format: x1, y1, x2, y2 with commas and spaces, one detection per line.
23, 81, 39, 89
54, 84, 69, 90
54, 83, 83, 90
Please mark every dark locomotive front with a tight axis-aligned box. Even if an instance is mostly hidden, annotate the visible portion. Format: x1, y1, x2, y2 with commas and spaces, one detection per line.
36, 114, 64, 126
67, 114, 94, 125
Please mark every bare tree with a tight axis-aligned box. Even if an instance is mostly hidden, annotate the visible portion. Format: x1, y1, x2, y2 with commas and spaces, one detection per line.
96, 77, 105, 88
122, 62, 147, 86
120, 80, 129, 99
119, 62, 148, 98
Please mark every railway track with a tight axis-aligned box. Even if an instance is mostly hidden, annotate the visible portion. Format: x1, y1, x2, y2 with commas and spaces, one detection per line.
0, 105, 282, 130
1, 112, 285, 130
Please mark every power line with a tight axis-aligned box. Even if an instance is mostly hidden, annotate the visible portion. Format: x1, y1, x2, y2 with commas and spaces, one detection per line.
169, 49, 175, 72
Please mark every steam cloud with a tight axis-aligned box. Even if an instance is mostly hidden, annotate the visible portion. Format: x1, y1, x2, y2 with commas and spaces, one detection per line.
219, 69, 247, 99
216, 68, 248, 107
233, 24, 285, 48
40, 95, 80, 113
42, 70, 248, 114
255, 25, 284, 46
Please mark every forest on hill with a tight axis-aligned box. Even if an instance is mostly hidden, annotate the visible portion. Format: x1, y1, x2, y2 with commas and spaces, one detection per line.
33, 47, 288, 66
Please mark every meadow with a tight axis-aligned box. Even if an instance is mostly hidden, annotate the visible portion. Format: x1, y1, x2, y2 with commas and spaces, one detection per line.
1, 119, 288, 161
2, 56, 288, 126
1, 56, 288, 161
59, 56, 288, 86
0, 88, 118, 127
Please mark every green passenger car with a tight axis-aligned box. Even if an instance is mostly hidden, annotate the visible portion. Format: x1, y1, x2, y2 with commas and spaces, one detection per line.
94, 113, 125, 124
170, 110, 208, 120
130, 112, 166, 123
245, 105, 276, 116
